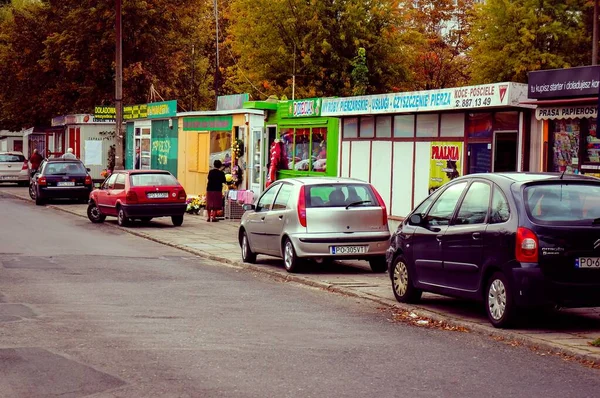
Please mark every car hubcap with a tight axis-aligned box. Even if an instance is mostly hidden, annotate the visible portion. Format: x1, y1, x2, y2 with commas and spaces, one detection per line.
488, 279, 507, 320
393, 261, 409, 297
284, 242, 293, 269
90, 206, 100, 219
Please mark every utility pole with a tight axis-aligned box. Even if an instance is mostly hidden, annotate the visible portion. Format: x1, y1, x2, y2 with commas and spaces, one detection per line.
214, 0, 220, 108
292, 43, 296, 100
114, 0, 124, 170
191, 44, 195, 111
594, 0, 599, 65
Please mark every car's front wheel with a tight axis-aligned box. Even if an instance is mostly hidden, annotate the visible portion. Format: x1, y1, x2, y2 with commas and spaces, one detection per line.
283, 238, 301, 273
171, 215, 184, 226
241, 231, 256, 263
369, 256, 387, 273
117, 208, 130, 227
390, 255, 422, 303
485, 271, 517, 328
29, 184, 36, 200
87, 202, 106, 223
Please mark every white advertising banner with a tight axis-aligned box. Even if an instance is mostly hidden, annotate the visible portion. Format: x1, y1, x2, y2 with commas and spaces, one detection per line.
535, 105, 598, 120
84, 140, 103, 165
321, 82, 528, 116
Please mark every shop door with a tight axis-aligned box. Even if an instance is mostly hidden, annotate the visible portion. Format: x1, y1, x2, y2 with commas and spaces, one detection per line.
250, 127, 264, 193
492, 131, 518, 172
134, 127, 152, 170
467, 143, 491, 175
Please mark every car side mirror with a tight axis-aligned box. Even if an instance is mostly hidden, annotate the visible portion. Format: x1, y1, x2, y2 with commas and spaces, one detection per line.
243, 204, 255, 211
86, 168, 91, 172
409, 214, 423, 226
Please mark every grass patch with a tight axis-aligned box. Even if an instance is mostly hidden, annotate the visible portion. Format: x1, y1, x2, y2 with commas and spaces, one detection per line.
589, 338, 600, 347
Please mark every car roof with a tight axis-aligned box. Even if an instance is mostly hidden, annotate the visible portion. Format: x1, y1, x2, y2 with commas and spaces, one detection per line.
46, 158, 83, 162
117, 169, 172, 174
286, 177, 371, 186
0, 151, 24, 156
455, 172, 599, 185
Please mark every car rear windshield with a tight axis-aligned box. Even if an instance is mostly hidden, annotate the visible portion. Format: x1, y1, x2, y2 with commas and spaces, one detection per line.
306, 184, 377, 208
44, 162, 86, 175
130, 173, 178, 187
0, 154, 25, 162
524, 182, 600, 225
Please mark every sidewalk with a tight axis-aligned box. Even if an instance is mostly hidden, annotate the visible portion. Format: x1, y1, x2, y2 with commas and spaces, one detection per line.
2, 185, 600, 364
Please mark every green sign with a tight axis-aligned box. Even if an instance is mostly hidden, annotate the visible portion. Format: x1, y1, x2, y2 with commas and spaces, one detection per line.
288, 98, 322, 118
183, 116, 233, 131
96, 100, 177, 121
124, 104, 148, 120
147, 100, 177, 119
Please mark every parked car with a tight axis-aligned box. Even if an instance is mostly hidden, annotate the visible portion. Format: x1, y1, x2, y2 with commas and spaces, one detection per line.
87, 170, 187, 227
0, 151, 29, 186
238, 177, 391, 273
30, 158, 93, 205
387, 172, 600, 328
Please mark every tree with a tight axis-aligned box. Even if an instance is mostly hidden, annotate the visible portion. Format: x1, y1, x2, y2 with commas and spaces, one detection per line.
351, 47, 369, 95
469, 0, 591, 83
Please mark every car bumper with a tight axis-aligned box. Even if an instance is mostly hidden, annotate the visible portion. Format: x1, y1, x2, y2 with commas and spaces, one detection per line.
0, 173, 28, 183
511, 267, 600, 307
39, 186, 91, 199
121, 203, 187, 218
289, 232, 391, 259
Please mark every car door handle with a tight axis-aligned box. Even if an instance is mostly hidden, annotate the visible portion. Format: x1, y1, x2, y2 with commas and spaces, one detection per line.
472, 232, 481, 240
436, 235, 443, 242
260, 217, 265, 221
278, 215, 283, 220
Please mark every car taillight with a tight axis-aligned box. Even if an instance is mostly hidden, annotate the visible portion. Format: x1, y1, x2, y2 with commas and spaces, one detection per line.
84, 175, 92, 185
22, 161, 28, 170
297, 185, 307, 227
126, 191, 138, 203
178, 190, 186, 200
38, 177, 47, 186
516, 227, 539, 263
370, 184, 388, 226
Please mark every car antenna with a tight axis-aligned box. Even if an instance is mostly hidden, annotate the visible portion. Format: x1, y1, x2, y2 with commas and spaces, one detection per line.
559, 169, 566, 180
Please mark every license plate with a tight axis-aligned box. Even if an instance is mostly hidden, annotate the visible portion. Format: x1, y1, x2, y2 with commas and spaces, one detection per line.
1, 175, 16, 180
57, 181, 75, 187
575, 257, 600, 269
147, 192, 169, 199
330, 246, 368, 255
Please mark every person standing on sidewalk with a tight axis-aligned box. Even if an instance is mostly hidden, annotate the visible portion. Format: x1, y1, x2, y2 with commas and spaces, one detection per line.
206, 159, 226, 222
29, 149, 44, 176
61, 148, 77, 159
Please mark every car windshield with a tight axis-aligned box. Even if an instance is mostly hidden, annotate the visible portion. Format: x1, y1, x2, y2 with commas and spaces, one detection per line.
130, 173, 178, 187
306, 184, 377, 208
44, 162, 86, 175
0, 154, 25, 162
524, 182, 600, 225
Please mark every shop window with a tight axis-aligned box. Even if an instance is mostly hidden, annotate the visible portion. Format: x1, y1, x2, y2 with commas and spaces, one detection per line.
359, 116, 375, 138
584, 118, 599, 163
550, 119, 580, 173
375, 116, 392, 138
440, 113, 465, 137
343, 118, 358, 138
467, 113, 493, 139
280, 128, 294, 170
210, 131, 232, 171
294, 128, 311, 171
311, 128, 327, 172
494, 112, 519, 131
416, 114, 438, 137
394, 115, 414, 137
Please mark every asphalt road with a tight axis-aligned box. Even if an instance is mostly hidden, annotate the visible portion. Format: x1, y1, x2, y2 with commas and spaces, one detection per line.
1, 193, 599, 398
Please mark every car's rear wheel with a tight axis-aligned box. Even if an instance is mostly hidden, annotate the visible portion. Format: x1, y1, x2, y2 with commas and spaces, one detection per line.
87, 202, 106, 223
369, 256, 387, 273
391, 255, 422, 303
117, 207, 130, 227
29, 184, 36, 199
485, 272, 517, 328
171, 215, 184, 226
241, 231, 256, 263
283, 238, 301, 273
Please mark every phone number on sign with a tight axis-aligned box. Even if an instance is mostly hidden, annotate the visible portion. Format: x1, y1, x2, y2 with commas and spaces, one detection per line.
455, 97, 492, 108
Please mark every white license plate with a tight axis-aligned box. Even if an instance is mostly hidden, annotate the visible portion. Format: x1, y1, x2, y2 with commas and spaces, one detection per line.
330, 246, 368, 255
147, 192, 169, 199
576, 257, 600, 269
1, 175, 17, 180
57, 181, 75, 187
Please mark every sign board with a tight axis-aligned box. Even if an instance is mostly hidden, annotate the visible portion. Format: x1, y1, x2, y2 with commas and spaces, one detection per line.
288, 98, 322, 117
53, 113, 114, 126
94, 100, 177, 121
536, 105, 598, 120
429, 141, 463, 194
147, 100, 177, 119
216, 94, 249, 111
528, 66, 600, 99
321, 83, 524, 116
183, 116, 233, 131
124, 104, 148, 120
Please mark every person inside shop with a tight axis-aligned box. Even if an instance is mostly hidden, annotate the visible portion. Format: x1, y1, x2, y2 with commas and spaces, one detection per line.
61, 148, 77, 159
206, 159, 227, 222
135, 147, 141, 169
29, 148, 44, 176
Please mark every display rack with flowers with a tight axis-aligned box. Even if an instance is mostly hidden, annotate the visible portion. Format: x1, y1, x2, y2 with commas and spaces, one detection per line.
232, 138, 244, 158
185, 195, 206, 214
100, 169, 112, 179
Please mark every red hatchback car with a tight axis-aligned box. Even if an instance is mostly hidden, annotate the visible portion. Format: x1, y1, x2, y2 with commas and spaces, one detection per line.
87, 170, 187, 227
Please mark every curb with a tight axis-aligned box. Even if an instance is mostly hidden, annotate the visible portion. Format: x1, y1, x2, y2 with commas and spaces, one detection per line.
3, 189, 600, 366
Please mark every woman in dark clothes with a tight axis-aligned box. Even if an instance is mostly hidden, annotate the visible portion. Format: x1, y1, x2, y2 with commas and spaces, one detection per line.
206, 159, 226, 222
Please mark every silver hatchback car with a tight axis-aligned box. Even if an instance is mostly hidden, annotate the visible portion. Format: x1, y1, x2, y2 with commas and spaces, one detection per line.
238, 177, 391, 273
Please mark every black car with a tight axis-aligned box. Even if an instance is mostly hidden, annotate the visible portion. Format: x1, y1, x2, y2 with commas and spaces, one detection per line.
387, 172, 600, 328
31, 158, 93, 205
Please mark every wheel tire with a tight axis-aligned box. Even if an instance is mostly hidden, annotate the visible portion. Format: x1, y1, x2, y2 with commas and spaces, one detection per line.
117, 207, 130, 227
29, 184, 36, 200
369, 256, 388, 273
283, 238, 301, 273
171, 215, 184, 226
390, 255, 422, 303
87, 202, 106, 223
241, 231, 257, 263
35, 195, 45, 206
139, 217, 152, 224
485, 271, 517, 328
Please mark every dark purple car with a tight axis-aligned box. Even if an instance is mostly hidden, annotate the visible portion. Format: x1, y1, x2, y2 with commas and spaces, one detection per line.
31, 158, 93, 206
387, 172, 600, 328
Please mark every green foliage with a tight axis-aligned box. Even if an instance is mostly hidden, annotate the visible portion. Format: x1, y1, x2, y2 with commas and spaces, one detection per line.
351, 47, 369, 96
469, 0, 591, 83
